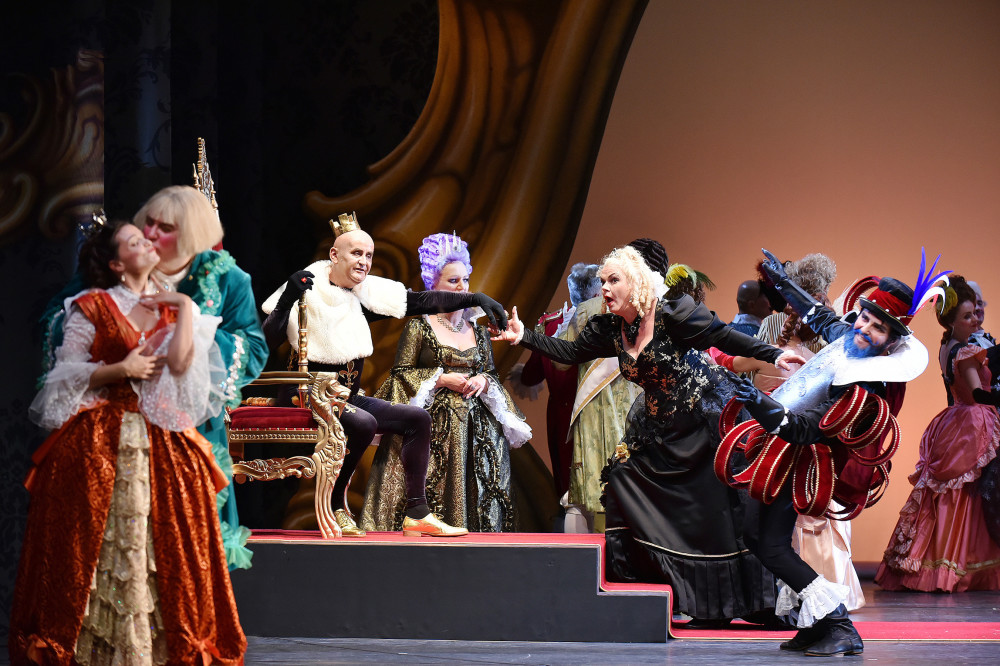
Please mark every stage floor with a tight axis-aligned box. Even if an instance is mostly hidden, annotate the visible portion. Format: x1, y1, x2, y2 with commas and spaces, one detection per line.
243, 582, 1000, 664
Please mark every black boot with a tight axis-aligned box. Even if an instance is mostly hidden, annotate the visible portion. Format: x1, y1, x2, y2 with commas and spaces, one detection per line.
779, 624, 825, 651
803, 604, 863, 657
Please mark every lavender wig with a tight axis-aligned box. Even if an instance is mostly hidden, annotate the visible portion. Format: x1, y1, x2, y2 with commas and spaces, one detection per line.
418, 232, 473, 290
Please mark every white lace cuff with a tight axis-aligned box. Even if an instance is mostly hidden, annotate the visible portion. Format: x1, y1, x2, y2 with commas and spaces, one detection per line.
775, 575, 849, 628
479, 376, 532, 448
30, 306, 106, 431
409, 368, 444, 409
30, 360, 106, 431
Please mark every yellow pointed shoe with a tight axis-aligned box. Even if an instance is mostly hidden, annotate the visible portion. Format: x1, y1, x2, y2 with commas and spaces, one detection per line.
334, 509, 366, 537
401, 513, 468, 537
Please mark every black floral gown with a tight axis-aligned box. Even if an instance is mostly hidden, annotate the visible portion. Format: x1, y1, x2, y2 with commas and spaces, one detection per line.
519, 295, 780, 620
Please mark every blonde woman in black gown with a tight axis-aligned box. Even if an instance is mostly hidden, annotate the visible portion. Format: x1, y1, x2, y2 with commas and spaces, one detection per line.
493, 246, 803, 624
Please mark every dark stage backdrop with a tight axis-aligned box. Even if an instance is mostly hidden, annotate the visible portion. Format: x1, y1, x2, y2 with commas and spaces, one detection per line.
0, 0, 439, 641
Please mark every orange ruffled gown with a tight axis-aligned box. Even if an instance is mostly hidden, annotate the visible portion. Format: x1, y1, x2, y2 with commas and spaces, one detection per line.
876, 344, 1000, 592
9, 291, 245, 665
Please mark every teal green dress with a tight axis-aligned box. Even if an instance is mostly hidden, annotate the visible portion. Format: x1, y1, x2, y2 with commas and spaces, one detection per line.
176, 250, 268, 570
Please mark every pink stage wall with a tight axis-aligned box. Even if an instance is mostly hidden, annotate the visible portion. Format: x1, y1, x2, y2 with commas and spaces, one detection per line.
509, 0, 1000, 562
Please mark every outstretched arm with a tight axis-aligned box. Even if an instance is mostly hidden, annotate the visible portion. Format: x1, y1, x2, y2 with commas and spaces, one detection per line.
667, 296, 801, 369
760, 249, 852, 344
405, 290, 508, 330
493, 306, 617, 365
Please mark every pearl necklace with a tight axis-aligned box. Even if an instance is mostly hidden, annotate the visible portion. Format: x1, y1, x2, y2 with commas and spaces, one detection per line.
436, 314, 465, 332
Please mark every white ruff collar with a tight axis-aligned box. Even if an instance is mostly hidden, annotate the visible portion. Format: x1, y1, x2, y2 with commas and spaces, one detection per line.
830, 333, 929, 386
262, 260, 407, 364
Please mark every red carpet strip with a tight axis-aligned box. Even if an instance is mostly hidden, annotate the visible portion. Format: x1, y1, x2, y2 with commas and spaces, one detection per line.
669, 620, 1000, 641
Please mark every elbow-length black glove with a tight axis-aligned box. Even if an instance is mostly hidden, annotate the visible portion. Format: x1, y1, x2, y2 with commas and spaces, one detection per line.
760, 248, 850, 343
276, 270, 315, 311
732, 374, 787, 433
263, 270, 315, 350
760, 249, 823, 320
406, 290, 508, 330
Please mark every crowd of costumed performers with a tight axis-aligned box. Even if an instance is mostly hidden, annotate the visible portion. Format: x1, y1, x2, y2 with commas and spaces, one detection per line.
13, 177, 1000, 663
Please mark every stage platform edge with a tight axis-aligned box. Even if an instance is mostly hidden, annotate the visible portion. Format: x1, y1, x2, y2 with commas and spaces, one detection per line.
231, 531, 672, 642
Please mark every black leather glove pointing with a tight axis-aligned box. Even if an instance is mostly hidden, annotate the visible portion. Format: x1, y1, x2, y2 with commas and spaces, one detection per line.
277, 270, 315, 310
731, 373, 787, 433
760, 248, 789, 285
472, 293, 508, 330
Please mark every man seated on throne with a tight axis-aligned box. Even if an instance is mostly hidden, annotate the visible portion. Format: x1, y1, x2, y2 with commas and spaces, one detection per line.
261, 213, 508, 537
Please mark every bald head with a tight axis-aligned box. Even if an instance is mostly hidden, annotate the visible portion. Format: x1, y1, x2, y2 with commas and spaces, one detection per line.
736, 279, 771, 319
329, 230, 375, 288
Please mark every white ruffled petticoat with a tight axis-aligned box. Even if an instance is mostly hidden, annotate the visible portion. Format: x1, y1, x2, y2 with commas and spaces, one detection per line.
74, 412, 166, 666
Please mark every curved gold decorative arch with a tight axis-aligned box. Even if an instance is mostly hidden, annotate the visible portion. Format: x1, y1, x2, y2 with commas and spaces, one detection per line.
0, 50, 104, 244
305, 0, 648, 388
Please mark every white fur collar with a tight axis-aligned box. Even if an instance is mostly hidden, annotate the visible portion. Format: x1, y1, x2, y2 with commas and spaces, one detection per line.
261, 260, 407, 364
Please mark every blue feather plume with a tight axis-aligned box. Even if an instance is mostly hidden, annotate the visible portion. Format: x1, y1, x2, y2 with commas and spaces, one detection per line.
909, 247, 951, 316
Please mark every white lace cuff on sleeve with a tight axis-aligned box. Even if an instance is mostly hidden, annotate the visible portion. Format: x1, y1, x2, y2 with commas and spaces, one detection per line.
29, 306, 105, 431
479, 376, 532, 448
409, 368, 444, 409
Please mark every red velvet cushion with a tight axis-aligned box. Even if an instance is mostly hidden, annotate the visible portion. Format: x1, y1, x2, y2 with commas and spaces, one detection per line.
229, 406, 316, 430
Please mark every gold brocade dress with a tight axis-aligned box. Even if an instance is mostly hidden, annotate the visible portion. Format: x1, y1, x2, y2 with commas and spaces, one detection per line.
360, 316, 530, 532
9, 289, 245, 666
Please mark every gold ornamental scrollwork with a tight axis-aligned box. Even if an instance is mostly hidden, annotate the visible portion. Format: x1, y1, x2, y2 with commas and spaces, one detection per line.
309, 374, 351, 538
226, 371, 352, 538
0, 49, 104, 245
233, 456, 316, 482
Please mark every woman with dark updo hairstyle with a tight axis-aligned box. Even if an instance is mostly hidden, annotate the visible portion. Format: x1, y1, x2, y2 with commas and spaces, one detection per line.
10, 219, 246, 664
877, 275, 1000, 592
79, 219, 131, 287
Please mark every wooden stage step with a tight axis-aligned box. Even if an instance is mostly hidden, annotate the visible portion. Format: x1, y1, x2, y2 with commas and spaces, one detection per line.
232, 531, 672, 642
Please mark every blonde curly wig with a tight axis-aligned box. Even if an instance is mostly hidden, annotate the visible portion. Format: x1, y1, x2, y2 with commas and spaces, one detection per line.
599, 246, 658, 318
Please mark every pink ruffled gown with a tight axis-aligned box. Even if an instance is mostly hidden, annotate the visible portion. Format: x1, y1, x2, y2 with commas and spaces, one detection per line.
876, 344, 1000, 592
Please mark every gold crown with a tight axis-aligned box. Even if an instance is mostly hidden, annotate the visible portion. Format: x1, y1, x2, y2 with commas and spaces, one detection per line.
329, 211, 361, 237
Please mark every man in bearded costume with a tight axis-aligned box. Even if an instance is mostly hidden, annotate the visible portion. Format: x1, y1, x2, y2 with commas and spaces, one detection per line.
719, 249, 947, 656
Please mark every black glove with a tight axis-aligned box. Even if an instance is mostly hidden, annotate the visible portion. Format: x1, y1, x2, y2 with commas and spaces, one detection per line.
276, 270, 315, 311
760, 248, 823, 320
731, 373, 787, 432
760, 248, 789, 285
472, 292, 508, 331
973, 388, 1000, 407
